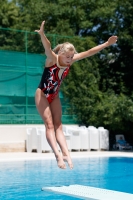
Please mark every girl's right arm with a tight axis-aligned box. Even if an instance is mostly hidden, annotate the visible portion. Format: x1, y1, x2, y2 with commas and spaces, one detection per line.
35, 21, 56, 62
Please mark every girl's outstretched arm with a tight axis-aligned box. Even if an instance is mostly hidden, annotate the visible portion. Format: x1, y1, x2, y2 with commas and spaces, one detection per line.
73, 36, 118, 62
35, 21, 54, 59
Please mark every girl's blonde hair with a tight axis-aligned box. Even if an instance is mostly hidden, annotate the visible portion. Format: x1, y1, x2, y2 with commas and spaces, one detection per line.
53, 42, 77, 54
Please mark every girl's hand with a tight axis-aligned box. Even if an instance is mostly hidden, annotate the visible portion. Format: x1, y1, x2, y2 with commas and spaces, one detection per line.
107, 36, 118, 46
35, 21, 45, 35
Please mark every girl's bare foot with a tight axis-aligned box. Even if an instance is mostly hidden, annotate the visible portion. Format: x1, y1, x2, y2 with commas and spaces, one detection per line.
56, 154, 66, 169
63, 154, 73, 169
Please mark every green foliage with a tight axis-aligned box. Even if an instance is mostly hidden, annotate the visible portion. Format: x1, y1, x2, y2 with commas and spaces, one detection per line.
0, 0, 19, 28
90, 92, 133, 133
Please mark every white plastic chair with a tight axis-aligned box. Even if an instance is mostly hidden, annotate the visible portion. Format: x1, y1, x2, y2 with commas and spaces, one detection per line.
36, 127, 52, 152
88, 126, 99, 151
37, 127, 61, 152
79, 126, 90, 151
68, 127, 80, 151
26, 127, 41, 153
98, 127, 109, 151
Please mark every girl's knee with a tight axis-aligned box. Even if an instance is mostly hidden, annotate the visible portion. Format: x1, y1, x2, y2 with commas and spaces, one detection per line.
54, 121, 62, 131
46, 123, 54, 130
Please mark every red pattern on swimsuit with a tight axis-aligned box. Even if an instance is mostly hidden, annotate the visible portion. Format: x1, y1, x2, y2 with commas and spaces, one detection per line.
38, 64, 70, 103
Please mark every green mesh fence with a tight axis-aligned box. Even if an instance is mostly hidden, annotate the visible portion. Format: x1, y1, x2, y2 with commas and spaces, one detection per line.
0, 28, 78, 124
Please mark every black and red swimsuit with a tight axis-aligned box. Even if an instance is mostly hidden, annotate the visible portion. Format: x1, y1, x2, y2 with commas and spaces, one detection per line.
38, 63, 70, 103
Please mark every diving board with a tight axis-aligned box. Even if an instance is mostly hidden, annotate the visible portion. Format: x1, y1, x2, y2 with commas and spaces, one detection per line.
42, 184, 133, 200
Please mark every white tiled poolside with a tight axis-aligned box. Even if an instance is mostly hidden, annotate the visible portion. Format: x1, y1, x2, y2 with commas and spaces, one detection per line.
0, 151, 133, 162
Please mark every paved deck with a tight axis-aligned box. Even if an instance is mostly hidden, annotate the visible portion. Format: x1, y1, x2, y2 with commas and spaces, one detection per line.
0, 151, 133, 162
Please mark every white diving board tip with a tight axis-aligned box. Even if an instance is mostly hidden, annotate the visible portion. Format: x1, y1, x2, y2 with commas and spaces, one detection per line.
42, 184, 133, 200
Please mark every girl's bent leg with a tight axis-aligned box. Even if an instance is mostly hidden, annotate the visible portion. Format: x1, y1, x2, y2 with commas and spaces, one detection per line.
35, 89, 66, 169
50, 96, 73, 169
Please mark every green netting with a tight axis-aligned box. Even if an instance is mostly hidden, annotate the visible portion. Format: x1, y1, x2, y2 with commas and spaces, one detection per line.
0, 30, 77, 124
0, 49, 45, 96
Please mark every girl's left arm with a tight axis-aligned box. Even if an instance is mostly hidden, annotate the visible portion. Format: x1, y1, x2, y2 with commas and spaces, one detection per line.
72, 36, 118, 62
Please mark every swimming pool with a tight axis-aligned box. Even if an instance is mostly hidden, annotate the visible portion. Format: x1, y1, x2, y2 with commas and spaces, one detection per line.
0, 157, 133, 199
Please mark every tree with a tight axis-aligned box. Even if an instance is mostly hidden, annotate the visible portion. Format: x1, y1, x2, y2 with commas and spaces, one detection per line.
0, 0, 25, 51
0, 0, 19, 28
85, 0, 133, 95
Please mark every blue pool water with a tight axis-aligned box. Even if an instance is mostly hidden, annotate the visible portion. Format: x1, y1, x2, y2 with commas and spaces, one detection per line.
0, 157, 133, 199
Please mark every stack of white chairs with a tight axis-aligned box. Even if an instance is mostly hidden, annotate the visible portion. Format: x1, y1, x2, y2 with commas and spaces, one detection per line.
88, 126, 109, 151
36, 127, 52, 152
26, 125, 110, 153
67, 126, 81, 151
98, 127, 109, 150
26, 127, 42, 153
79, 126, 90, 151
88, 126, 100, 151
26, 126, 61, 153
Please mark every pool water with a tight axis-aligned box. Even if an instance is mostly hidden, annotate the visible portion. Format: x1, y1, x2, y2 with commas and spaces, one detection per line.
0, 157, 133, 199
